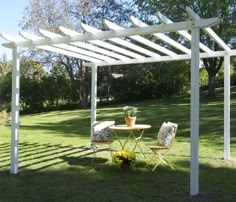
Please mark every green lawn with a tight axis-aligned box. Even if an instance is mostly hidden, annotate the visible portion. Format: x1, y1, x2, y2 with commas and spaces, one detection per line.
1, 87, 236, 201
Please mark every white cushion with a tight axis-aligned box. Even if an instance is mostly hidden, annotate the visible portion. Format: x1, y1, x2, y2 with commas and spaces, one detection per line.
157, 122, 174, 146
92, 121, 115, 142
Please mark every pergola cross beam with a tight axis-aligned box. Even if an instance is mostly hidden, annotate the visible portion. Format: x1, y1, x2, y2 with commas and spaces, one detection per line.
2, 17, 219, 49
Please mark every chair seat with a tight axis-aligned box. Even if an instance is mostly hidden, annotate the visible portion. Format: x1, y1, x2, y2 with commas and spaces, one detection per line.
146, 144, 168, 150
91, 141, 113, 145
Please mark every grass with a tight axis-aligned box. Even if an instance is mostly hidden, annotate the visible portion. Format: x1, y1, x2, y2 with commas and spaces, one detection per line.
0, 87, 236, 201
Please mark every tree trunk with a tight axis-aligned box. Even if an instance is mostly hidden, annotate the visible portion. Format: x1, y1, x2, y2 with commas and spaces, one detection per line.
78, 62, 90, 108
60, 57, 90, 108
202, 57, 223, 99
208, 72, 216, 98
79, 81, 89, 108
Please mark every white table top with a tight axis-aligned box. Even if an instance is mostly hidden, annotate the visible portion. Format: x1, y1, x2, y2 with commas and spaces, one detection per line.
109, 124, 151, 130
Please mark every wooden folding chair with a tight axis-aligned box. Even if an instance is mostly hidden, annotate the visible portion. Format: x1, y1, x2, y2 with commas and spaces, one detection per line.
146, 122, 178, 171
91, 121, 115, 165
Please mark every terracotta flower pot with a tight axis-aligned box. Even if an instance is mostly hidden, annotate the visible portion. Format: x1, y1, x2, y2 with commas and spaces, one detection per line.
125, 117, 136, 127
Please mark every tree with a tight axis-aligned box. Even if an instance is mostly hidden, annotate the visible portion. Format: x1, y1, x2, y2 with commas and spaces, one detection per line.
154, 61, 190, 97
21, 0, 86, 106
110, 61, 190, 101
20, 56, 45, 80
0, 55, 12, 111
19, 58, 46, 112
0, 54, 11, 77
134, 0, 236, 98
20, 0, 140, 108
231, 56, 236, 85
0, 74, 12, 111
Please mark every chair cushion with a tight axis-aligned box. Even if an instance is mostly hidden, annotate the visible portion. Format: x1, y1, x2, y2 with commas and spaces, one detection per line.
157, 122, 174, 146
92, 121, 115, 142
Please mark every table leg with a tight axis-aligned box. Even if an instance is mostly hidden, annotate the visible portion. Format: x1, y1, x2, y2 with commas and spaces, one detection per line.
121, 131, 133, 149
131, 130, 146, 158
112, 130, 123, 148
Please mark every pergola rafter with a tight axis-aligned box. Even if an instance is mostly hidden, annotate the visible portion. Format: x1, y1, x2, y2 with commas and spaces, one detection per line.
104, 19, 177, 56
130, 16, 191, 55
1, 8, 235, 197
20, 32, 104, 62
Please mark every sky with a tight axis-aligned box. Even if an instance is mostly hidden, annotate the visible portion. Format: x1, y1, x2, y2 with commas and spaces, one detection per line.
0, 0, 29, 59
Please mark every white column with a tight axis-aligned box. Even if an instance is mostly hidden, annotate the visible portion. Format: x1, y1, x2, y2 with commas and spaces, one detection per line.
224, 54, 230, 160
10, 47, 20, 174
190, 27, 200, 196
90, 65, 97, 142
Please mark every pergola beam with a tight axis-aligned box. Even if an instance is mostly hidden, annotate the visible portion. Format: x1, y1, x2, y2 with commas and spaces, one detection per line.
2, 18, 219, 49
89, 50, 233, 67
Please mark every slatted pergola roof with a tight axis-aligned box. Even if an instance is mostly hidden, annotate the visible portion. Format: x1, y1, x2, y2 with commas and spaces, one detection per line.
1, 7, 235, 196
2, 8, 236, 66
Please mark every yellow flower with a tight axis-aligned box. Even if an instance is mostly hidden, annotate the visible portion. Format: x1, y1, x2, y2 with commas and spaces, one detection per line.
112, 150, 136, 167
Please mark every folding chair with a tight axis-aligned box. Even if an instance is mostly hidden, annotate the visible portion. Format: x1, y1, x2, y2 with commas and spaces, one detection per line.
91, 121, 115, 165
146, 122, 178, 171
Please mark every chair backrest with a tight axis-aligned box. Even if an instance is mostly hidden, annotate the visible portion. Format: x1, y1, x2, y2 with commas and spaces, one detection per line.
91, 121, 115, 142
157, 121, 178, 147
167, 122, 178, 137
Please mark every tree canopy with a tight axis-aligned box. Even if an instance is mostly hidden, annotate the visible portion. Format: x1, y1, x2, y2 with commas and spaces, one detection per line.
20, 0, 141, 108
135, 0, 236, 98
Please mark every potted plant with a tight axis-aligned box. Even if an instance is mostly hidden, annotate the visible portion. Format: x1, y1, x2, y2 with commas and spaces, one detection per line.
123, 106, 137, 127
112, 150, 136, 171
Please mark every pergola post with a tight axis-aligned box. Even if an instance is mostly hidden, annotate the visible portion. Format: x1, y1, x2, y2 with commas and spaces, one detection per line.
90, 64, 97, 143
10, 47, 20, 174
190, 27, 200, 196
224, 54, 230, 160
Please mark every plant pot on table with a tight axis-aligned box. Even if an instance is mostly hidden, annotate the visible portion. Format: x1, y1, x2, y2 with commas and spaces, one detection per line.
125, 117, 136, 127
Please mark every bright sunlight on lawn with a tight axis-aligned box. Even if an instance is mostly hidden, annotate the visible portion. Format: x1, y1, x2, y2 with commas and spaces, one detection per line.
0, 87, 236, 201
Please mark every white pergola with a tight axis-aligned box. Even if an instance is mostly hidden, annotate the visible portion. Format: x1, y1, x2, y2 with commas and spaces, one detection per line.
1, 8, 235, 196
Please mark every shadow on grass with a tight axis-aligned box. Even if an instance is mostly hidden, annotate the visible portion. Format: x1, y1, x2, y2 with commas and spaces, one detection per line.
0, 142, 92, 171
1, 142, 236, 201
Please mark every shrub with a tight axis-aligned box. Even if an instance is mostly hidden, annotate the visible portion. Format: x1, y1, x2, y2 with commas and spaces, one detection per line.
0, 110, 11, 126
